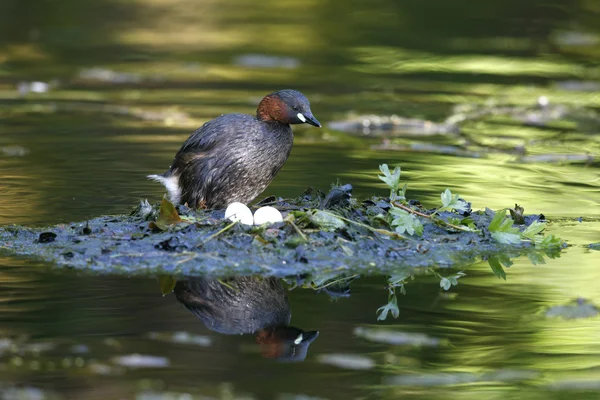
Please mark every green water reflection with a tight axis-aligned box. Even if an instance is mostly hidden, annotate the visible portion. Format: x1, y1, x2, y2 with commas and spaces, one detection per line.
1, 257, 599, 399
1, 0, 599, 398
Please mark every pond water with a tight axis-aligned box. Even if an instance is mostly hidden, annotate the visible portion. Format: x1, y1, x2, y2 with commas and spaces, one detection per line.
1, 0, 599, 398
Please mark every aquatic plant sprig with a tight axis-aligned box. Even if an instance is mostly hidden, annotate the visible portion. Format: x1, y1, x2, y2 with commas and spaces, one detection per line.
376, 270, 412, 320
391, 201, 477, 233
378, 164, 407, 202
378, 164, 478, 235
378, 164, 564, 248
318, 210, 408, 240
488, 209, 564, 249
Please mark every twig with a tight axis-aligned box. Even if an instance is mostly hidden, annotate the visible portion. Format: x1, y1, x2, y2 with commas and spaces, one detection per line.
175, 253, 197, 266
321, 211, 407, 240
392, 201, 477, 233
254, 198, 293, 207
285, 216, 309, 242
392, 202, 431, 219
200, 220, 238, 246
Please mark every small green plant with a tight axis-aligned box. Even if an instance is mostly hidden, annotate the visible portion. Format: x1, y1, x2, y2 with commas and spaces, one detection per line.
378, 164, 423, 236
488, 210, 522, 244
378, 164, 407, 202
390, 207, 424, 236
378, 164, 481, 235
438, 189, 470, 213
377, 163, 563, 248
488, 210, 564, 249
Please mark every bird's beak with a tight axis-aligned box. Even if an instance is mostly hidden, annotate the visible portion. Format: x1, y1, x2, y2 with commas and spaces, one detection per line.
298, 112, 321, 127
298, 330, 319, 344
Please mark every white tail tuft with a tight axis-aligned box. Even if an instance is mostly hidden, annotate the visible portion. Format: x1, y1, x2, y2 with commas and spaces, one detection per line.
147, 174, 181, 204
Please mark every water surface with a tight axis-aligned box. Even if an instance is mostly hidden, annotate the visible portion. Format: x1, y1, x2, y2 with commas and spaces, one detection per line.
1, 0, 599, 398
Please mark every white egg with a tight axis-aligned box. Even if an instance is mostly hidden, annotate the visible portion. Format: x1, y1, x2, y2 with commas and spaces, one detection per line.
224, 202, 253, 225
253, 206, 283, 225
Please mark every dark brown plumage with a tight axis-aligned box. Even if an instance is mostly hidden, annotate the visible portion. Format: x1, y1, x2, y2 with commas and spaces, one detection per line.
148, 89, 320, 209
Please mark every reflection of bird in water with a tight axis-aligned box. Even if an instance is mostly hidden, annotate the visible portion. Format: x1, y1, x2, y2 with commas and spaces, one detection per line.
174, 276, 318, 362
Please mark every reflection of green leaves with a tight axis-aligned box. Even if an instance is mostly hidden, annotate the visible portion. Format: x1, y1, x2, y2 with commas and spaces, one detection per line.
387, 270, 412, 295
527, 251, 547, 265
377, 291, 400, 320
390, 207, 423, 236
439, 271, 465, 290
149, 197, 182, 231
378, 164, 407, 201
439, 278, 451, 290
439, 189, 469, 213
158, 275, 177, 296
534, 234, 563, 249
488, 257, 507, 280
388, 270, 412, 286
377, 270, 416, 320
517, 219, 564, 249
285, 272, 358, 296
488, 210, 521, 244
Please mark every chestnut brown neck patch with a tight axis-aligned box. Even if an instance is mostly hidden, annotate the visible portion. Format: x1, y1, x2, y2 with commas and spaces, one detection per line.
256, 94, 288, 123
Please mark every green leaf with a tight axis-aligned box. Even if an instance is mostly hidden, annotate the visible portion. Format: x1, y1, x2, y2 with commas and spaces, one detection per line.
498, 217, 518, 233
488, 257, 507, 280
491, 231, 522, 244
439, 189, 469, 213
309, 210, 346, 231
441, 189, 453, 208
378, 164, 403, 200
447, 216, 462, 225
488, 209, 507, 231
378, 164, 400, 190
379, 163, 391, 179
522, 221, 546, 240
400, 183, 408, 199
460, 217, 477, 230
390, 208, 423, 236
488, 210, 521, 244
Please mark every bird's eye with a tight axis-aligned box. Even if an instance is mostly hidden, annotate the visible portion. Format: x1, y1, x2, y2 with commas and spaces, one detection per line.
292, 106, 299, 111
